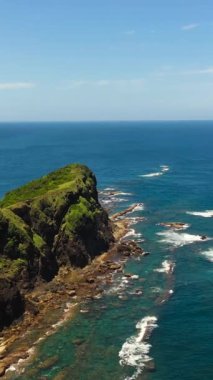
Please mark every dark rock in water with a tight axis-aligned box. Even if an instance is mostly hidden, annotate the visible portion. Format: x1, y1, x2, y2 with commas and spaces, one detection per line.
52, 368, 70, 380
0, 164, 114, 329
146, 360, 156, 372
72, 338, 85, 346
109, 263, 122, 270
142, 251, 150, 256
38, 355, 59, 370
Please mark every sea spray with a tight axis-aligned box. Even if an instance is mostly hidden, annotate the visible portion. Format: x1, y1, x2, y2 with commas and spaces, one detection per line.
186, 210, 213, 218
119, 316, 158, 378
154, 260, 175, 274
157, 231, 210, 247
201, 248, 213, 262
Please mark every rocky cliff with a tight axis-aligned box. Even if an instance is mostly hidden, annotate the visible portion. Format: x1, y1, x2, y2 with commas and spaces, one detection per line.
0, 164, 113, 329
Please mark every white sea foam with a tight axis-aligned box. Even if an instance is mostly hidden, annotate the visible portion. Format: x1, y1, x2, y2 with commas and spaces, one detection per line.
101, 196, 128, 205
140, 165, 170, 178
123, 228, 142, 240
154, 260, 175, 274
151, 287, 162, 293
106, 276, 129, 295
132, 203, 144, 211
157, 231, 210, 247
160, 165, 170, 172
201, 248, 213, 262
119, 316, 158, 378
131, 275, 139, 280
114, 191, 133, 196
124, 203, 144, 216
128, 216, 144, 226
140, 172, 163, 178
102, 199, 113, 205
174, 223, 190, 231
5, 365, 16, 373
186, 210, 213, 218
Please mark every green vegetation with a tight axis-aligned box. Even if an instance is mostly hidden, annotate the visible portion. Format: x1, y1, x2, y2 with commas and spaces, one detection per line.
0, 164, 94, 208
0, 163, 113, 330
33, 233, 45, 250
0, 162, 111, 287
65, 196, 100, 233
0, 257, 27, 279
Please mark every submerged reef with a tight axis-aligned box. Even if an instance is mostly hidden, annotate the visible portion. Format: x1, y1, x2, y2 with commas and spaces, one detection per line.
0, 164, 113, 329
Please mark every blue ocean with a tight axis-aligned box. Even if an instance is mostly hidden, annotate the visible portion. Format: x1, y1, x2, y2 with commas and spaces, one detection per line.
1, 121, 213, 380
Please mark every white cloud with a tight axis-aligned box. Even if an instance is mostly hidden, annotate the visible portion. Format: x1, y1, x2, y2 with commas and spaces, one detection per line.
152, 66, 213, 78
181, 23, 199, 31
96, 80, 110, 86
67, 79, 144, 89
124, 30, 136, 36
183, 67, 213, 75
0, 82, 35, 90
68, 80, 88, 88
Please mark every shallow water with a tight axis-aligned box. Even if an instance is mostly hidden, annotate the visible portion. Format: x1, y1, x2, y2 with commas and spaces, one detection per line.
1, 121, 213, 379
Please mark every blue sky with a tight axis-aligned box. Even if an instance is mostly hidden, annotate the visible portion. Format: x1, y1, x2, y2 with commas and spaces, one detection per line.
0, 0, 213, 121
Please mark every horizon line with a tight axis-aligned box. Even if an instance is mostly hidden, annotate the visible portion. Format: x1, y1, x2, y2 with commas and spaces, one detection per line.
0, 119, 213, 123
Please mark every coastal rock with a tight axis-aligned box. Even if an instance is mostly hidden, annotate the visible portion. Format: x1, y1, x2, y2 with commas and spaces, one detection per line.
0, 363, 7, 377
0, 164, 114, 329
0, 278, 24, 330
38, 355, 59, 370
109, 263, 122, 270
52, 368, 70, 380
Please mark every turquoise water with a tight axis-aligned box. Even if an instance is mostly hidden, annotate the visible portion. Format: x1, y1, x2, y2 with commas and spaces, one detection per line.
1, 121, 213, 379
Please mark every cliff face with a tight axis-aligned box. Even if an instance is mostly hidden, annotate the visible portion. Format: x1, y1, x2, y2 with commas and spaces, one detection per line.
0, 164, 113, 329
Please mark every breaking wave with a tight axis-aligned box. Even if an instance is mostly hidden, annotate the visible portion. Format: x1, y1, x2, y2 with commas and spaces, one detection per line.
201, 248, 213, 262
140, 172, 163, 178
186, 210, 213, 218
128, 216, 144, 226
140, 165, 170, 178
119, 316, 158, 379
157, 231, 210, 247
160, 165, 170, 172
123, 228, 142, 241
154, 260, 175, 274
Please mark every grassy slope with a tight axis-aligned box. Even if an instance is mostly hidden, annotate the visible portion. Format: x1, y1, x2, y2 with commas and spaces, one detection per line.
0, 164, 101, 278
0, 164, 94, 208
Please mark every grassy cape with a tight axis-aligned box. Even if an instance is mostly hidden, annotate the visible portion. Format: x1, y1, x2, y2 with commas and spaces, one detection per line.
0, 163, 112, 283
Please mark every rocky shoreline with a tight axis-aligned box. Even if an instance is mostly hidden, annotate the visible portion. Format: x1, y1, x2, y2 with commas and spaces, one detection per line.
0, 209, 146, 378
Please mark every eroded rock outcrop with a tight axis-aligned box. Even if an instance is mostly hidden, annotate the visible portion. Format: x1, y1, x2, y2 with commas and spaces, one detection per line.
0, 164, 113, 329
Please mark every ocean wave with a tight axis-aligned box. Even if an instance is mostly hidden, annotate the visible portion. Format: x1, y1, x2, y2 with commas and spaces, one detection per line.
160, 165, 170, 172
201, 248, 213, 262
140, 165, 170, 178
154, 260, 175, 274
123, 228, 142, 240
105, 276, 129, 295
186, 210, 213, 218
157, 231, 210, 247
140, 172, 163, 178
114, 191, 133, 196
119, 316, 158, 379
132, 203, 144, 212
151, 287, 162, 293
128, 216, 144, 226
